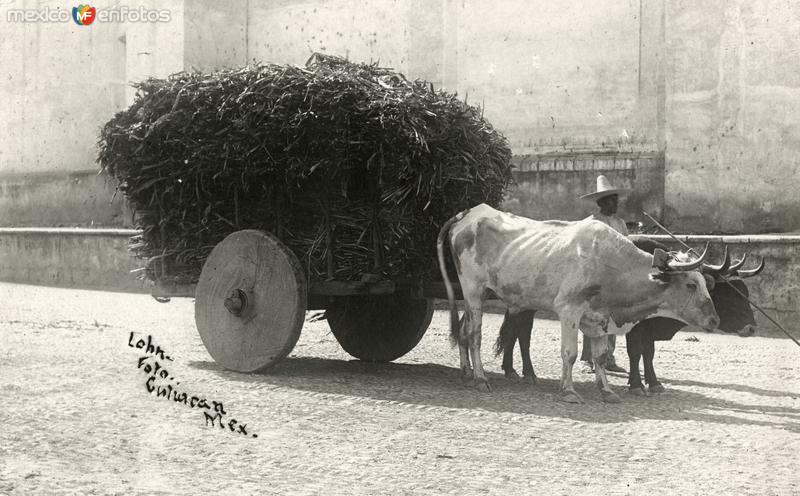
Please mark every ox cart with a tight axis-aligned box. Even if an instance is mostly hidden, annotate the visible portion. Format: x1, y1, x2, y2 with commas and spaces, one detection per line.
99, 55, 513, 374
151, 229, 465, 373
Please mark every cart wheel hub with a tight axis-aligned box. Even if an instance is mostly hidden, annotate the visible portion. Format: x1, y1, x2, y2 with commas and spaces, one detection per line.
224, 288, 251, 317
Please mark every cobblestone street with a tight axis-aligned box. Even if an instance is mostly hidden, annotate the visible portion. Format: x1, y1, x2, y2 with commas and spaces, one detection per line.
1, 282, 799, 495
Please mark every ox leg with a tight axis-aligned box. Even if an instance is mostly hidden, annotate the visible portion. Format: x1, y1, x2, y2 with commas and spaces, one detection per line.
589, 335, 621, 404
500, 310, 536, 383
626, 326, 647, 396
558, 315, 583, 403
517, 311, 537, 384
457, 313, 473, 382
643, 337, 665, 394
466, 305, 490, 392
579, 336, 595, 374
499, 311, 520, 380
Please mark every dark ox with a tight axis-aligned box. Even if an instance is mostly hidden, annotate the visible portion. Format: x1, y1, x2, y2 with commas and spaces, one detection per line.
619, 238, 763, 395
437, 204, 719, 404
497, 238, 764, 396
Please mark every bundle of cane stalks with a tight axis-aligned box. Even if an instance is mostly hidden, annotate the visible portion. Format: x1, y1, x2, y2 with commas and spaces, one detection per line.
98, 53, 513, 284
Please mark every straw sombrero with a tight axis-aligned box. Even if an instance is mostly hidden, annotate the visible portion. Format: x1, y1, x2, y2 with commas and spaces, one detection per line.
580, 175, 630, 201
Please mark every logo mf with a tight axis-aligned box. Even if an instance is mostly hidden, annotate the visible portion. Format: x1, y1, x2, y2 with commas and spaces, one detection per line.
72, 5, 96, 25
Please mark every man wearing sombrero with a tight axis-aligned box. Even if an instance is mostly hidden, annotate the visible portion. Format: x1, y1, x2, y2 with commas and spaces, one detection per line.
579, 175, 630, 374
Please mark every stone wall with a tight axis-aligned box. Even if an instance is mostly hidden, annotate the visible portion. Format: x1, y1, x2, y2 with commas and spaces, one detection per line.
0, 228, 146, 292
503, 149, 664, 223
0, 170, 129, 227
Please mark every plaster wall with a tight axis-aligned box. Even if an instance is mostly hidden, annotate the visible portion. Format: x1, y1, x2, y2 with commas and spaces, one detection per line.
0, 0, 184, 226
664, 0, 800, 233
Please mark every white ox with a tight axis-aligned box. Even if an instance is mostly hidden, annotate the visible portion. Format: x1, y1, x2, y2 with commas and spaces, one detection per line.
437, 204, 719, 403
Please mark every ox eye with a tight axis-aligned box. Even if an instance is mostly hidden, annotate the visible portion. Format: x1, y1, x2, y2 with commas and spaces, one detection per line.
687, 282, 697, 290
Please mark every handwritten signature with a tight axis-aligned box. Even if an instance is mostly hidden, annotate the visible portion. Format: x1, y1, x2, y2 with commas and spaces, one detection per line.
128, 332, 258, 438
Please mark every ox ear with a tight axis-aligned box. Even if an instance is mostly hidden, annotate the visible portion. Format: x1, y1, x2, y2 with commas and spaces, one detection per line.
703, 273, 716, 291
652, 248, 670, 271
648, 271, 671, 285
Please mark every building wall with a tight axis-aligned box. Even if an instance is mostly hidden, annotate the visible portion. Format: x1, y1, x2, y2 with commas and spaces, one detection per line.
123, 1, 185, 104
184, 0, 246, 72
0, 2, 127, 176
0, 0, 185, 226
664, 0, 800, 233
0, 0, 797, 232
247, 0, 651, 153
0, 1, 798, 331
247, 0, 413, 75
452, 0, 649, 152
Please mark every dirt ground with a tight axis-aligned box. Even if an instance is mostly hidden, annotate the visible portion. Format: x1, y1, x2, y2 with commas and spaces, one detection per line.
1, 282, 799, 495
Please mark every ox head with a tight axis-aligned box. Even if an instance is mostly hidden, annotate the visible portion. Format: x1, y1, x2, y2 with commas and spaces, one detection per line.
649, 243, 720, 331
700, 247, 765, 336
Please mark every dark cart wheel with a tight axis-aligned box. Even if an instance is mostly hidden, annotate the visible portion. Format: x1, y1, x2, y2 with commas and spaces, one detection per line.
195, 230, 307, 372
326, 296, 434, 362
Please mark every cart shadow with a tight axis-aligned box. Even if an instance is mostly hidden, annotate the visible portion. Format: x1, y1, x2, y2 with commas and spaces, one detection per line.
188, 356, 800, 432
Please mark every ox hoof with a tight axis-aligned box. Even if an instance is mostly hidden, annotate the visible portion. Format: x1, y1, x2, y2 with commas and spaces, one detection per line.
601, 390, 622, 404
737, 324, 756, 337
524, 374, 537, 385
628, 386, 648, 397
504, 369, 521, 380
474, 379, 492, 393
605, 363, 628, 374
648, 384, 666, 394
560, 391, 583, 404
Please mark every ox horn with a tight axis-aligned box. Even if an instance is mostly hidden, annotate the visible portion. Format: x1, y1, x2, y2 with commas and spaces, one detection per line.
726, 253, 748, 274
736, 257, 765, 278
666, 242, 709, 271
702, 245, 730, 274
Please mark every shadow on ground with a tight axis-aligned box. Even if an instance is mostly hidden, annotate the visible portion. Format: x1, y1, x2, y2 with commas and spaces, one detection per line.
189, 356, 800, 432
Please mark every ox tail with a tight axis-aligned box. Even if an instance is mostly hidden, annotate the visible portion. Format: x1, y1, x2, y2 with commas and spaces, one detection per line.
437, 210, 468, 346
494, 322, 514, 357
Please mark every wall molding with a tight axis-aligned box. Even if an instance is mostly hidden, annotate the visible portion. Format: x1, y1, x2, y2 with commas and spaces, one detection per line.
513, 150, 663, 173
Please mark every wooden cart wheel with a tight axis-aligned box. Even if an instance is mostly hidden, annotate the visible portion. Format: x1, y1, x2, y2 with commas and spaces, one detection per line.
195, 230, 306, 372
326, 296, 434, 362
